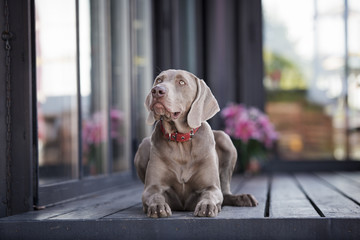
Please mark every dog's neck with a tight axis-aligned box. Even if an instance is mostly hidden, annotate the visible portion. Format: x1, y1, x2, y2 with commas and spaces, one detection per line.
159, 119, 199, 142
160, 116, 192, 135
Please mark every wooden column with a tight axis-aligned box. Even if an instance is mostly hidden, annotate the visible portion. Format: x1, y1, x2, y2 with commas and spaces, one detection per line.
0, 0, 34, 217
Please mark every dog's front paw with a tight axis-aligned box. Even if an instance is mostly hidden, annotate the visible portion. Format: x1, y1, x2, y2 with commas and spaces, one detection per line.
147, 202, 172, 218
194, 200, 220, 217
224, 194, 258, 207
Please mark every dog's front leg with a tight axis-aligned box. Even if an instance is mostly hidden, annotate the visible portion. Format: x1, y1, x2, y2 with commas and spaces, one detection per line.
142, 185, 172, 218
194, 186, 223, 217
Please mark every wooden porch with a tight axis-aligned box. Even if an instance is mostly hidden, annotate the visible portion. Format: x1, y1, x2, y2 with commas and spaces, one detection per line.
1, 172, 360, 240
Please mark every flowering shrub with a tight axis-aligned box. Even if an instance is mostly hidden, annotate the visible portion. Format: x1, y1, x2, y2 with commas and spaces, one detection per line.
221, 103, 278, 148
82, 109, 124, 150
221, 103, 278, 172
82, 109, 124, 174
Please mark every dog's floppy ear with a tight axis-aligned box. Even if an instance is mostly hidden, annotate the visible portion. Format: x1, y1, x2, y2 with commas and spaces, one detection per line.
187, 77, 220, 129
145, 92, 156, 125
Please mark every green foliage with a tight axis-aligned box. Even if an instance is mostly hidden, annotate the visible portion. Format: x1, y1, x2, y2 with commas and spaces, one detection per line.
232, 139, 267, 172
264, 50, 307, 90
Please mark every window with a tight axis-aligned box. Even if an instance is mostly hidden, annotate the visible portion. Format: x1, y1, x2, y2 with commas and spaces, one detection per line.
36, 0, 79, 184
263, 0, 360, 161
35, 0, 152, 206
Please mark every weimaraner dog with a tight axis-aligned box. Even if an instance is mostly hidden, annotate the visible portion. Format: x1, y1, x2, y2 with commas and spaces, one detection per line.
135, 69, 258, 218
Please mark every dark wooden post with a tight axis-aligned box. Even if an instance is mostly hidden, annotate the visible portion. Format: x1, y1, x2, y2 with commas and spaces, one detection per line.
205, 0, 264, 129
237, 0, 264, 111
0, 0, 34, 217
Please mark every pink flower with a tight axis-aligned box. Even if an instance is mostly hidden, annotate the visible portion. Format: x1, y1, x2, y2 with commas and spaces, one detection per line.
221, 103, 245, 119
221, 103, 278, 148
110, 109, 124, 139
82, 108, 124, 153
234, 118, 257, 142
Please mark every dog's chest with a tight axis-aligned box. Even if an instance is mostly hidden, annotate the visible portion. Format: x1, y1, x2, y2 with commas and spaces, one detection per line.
170, 163, 204, 210
169, 145, 197, 182
170, 165, 195, 205
175, 165, 193, 185
170, 158, 203, 201
166, 141, 210, 184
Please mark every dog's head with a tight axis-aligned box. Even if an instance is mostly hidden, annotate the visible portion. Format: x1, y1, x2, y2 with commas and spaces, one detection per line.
145, 69, 220, 129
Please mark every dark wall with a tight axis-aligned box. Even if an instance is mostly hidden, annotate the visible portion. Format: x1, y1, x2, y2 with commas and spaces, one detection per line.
0, 0, 7, 217
152, 0, 264, 129
204, 0, 238, 128
152, 0, 204, 77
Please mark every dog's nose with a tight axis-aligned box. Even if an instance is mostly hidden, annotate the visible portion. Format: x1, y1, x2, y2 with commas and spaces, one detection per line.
151, 85, 167, 98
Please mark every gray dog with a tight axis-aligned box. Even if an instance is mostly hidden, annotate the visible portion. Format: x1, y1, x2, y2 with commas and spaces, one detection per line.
135, 69, 258, 218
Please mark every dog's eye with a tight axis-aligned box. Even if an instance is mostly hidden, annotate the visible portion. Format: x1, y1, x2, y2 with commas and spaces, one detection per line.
179, 80, 186, 86
156, 78, 162, 84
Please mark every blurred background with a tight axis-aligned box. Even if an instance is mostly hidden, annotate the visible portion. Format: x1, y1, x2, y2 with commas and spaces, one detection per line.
34, 0, 360, 185
264, 0, 360, 162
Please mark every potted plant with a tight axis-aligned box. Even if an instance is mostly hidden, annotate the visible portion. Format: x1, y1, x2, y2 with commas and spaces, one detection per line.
221, 103, 278, 173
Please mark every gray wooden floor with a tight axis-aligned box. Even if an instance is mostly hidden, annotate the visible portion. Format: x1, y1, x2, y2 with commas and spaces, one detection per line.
1, 172, 360, 240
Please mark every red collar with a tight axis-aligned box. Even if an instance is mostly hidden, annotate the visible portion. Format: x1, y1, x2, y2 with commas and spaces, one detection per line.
159, 121, 200, 142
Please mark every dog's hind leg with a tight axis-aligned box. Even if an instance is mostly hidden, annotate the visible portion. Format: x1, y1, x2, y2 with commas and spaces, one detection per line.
214, 130, 258, 207
134, 137, 151, 183
214, 130, 237, 196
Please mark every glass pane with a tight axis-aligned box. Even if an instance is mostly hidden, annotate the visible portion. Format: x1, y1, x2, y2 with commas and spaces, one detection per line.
132, 0, 153, 140
263, 0, 347, 160
36, 0, 79, 185
110, 0, 131, 172
80, 0, 109, 176
348, 0, 360, 160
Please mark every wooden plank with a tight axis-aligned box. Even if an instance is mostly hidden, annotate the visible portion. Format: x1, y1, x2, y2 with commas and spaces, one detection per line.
1, 218, 360, 240
337, 172, 360, 184
316, 172, 360, 204
218, 175, 268, 219
295, 174, 360, 218
105, 204, 195, 219
1, 183, 143, 221
51, 189, 142, 220
105, 204, 149, 219
2, 174, 360, 239
270, 174, 319, 218
38, 172, 134, 207
229, 174, 244, 193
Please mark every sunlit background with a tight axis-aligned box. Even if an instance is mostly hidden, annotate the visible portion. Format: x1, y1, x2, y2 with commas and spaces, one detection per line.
263, 0, 360, 161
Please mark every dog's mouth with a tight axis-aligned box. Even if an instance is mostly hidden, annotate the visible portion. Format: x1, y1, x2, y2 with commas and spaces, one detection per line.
151, 103, 181, 120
